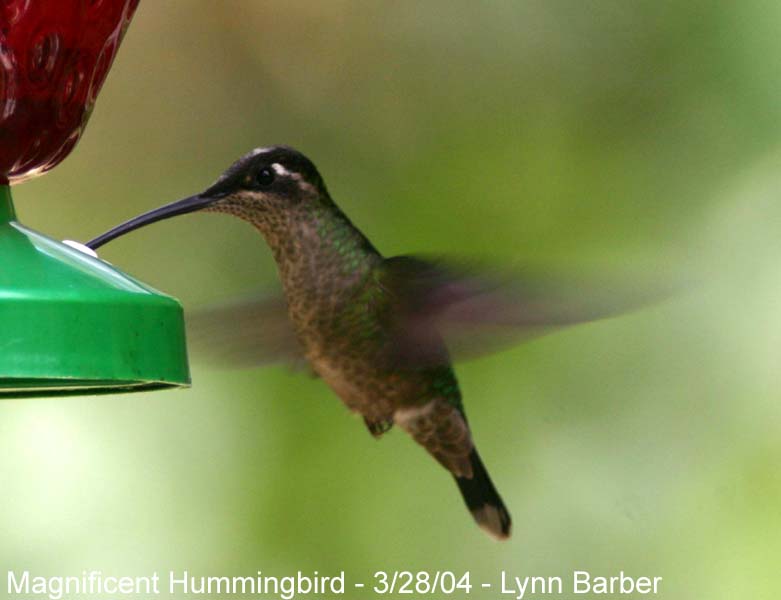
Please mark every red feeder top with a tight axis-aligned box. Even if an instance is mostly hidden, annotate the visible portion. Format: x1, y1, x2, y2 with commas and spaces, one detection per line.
0, 0, 139, 184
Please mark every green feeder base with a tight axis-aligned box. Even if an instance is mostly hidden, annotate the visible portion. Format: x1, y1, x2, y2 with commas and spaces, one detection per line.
0, 186, 190, 397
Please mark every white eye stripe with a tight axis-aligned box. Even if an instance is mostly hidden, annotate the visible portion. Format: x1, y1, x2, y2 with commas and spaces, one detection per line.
269, 162, 317, 193
271, 163, 290, 176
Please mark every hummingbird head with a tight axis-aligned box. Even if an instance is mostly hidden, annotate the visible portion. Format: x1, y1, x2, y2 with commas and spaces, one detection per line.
87, 146, 328, 250
205, 145, 326, 212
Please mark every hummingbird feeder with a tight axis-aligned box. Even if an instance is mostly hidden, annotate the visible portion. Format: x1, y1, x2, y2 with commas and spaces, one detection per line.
0, 0, 189, 397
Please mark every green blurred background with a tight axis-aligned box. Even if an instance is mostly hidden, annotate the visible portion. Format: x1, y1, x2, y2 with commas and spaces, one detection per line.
3, 1, 781, 597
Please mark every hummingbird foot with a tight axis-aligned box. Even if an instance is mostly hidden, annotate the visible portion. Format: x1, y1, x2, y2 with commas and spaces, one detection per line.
364, 416, 394, 438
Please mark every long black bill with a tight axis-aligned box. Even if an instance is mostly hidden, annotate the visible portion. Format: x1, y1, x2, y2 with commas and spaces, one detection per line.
86, 194, 215, 250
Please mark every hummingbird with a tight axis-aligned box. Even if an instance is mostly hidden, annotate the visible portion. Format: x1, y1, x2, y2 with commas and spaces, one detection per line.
87, 146, 660, 540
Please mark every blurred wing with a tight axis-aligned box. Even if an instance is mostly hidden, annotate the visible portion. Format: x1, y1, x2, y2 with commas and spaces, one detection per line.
186, 293, 302, 369
378, 255, 672, 367
186, 256, 673, 370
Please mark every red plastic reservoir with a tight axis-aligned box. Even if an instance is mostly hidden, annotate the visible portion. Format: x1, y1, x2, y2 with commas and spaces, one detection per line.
0, 0, 139, 183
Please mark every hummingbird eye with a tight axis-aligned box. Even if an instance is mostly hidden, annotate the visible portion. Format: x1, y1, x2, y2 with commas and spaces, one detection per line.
255, 167, 275, 187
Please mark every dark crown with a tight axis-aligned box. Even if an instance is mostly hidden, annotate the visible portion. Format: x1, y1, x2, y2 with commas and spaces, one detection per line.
219, 145, 323, 190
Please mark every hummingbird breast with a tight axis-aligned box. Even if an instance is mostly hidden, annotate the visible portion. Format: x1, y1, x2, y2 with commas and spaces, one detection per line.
278, 254, 430, 422
291, 272, 412, 422
250, 200, 457, 424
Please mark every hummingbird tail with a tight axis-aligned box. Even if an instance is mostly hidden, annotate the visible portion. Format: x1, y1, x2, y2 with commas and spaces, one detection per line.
455, 449, 512, 540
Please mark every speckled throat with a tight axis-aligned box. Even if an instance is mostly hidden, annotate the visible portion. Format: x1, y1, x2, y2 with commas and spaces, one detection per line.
208, 189, 383, 343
